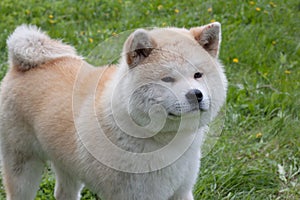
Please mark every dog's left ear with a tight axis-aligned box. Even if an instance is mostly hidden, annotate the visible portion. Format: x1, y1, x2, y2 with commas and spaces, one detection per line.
123, 29, 156, 68
190, 22, 221, 57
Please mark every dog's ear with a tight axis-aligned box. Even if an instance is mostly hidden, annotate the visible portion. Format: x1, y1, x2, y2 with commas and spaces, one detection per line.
190, 22, 221, 57
124, 29, 156, 68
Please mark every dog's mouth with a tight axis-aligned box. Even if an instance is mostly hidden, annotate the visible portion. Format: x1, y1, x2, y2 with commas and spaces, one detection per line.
167, 107, 207, 118
167, 112, 180, 118
162, 99, 211, 119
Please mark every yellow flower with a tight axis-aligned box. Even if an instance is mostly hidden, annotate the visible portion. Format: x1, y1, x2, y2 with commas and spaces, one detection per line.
249, 1, 255, 5
210, 19, 216, 23
272, 41, 276, 45
233, 58, 239, 63
88, 38, 93, 43
256, 7, 261, 11
269, 2, 277, 7
49, 14, 54, 19
256, 132, 262, 139
174, 9, 179, 14
284, 70, 291, 74
157, 5, 163, 10
207, 8, 212, 12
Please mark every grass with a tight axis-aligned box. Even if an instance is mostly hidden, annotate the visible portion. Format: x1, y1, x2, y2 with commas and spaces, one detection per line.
0, 0, 299, 199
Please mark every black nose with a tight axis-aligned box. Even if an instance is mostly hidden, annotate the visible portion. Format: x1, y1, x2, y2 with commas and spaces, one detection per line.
185, 89, 203, 103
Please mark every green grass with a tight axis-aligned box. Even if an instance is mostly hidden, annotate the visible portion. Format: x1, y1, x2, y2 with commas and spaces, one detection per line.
0, 0, 299, 199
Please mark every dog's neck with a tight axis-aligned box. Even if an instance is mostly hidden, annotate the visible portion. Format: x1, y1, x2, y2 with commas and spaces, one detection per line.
97, 100, 201, 153
96, 109, 175, 153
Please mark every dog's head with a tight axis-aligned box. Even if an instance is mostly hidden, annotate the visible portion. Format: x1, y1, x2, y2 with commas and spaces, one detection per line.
114, 23, 227, 131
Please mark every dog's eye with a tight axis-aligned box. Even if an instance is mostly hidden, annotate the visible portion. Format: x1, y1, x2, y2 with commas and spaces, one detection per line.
194, 72, 203, 79
161, 76, 175, 83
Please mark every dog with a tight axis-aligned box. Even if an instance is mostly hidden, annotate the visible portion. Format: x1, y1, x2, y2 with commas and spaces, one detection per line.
0, 22, 227, 200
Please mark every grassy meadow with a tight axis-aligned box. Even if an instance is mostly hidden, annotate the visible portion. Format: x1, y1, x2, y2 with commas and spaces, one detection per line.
0, 0, 299, 199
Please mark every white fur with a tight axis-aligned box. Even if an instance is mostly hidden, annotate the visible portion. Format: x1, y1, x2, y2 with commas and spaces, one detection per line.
7, 24, 81, 70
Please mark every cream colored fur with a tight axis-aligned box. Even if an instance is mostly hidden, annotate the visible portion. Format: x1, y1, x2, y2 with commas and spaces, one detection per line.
0, 23, 227, 200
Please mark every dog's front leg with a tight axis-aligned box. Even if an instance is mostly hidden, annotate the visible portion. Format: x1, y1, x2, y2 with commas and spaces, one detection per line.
169, 191, 194, 200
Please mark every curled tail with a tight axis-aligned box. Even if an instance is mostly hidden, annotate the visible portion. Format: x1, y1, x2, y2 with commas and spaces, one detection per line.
7, 24, 81, 71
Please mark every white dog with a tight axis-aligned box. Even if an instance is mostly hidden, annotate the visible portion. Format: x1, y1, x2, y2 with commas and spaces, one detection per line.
0, 23, 227, 200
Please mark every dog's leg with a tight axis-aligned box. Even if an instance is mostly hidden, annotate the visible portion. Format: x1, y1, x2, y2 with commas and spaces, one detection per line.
53, 164, 83, 200
1, 153, 44, 200
169, 191, 194, 200
0, 122, 45, 200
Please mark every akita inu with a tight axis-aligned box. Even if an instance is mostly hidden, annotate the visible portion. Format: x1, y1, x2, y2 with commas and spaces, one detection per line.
0, 23, 227, 200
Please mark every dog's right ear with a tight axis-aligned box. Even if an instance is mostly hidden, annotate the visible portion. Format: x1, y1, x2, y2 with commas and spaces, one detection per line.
123, 29, 156, 68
